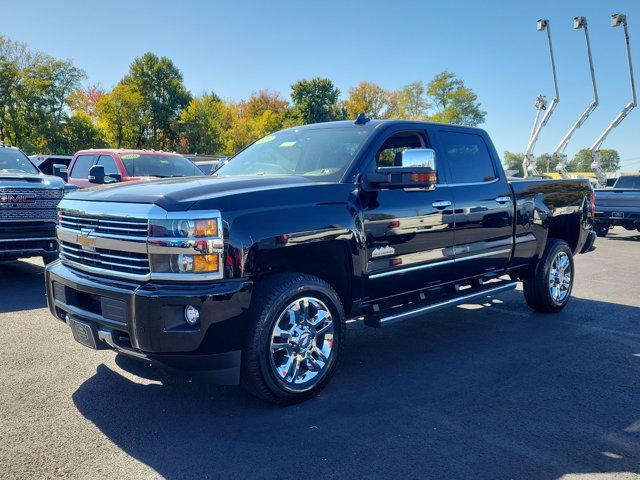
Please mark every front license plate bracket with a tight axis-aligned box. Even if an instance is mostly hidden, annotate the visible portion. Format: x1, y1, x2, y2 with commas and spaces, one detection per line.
68, 317, 99, 350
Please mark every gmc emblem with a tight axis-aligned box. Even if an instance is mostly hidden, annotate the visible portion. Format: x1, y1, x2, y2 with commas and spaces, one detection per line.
0, 194, 36, 205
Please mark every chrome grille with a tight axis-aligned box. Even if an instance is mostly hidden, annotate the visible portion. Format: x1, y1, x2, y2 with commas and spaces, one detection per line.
0, 188, 63, 209
60, 241, 150, 275
59, 213, 148, 238
0, 188, 62, 222
0, 209, 57, 221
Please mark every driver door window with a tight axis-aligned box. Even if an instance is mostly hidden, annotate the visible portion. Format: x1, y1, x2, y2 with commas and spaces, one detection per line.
97, 155, 119, 182
70, 155, 97, 178
376, 131, 426, 168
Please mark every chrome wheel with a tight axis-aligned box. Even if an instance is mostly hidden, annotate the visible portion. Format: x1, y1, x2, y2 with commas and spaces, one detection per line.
269, 297, 335, 390
548, 251, 571, 304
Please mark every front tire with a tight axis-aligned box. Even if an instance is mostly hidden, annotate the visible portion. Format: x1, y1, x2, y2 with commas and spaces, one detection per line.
241, 273, 345, 404
523, 239, 574, 313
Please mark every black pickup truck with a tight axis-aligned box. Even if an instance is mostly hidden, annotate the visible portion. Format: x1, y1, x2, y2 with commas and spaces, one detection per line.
45, 119, 595, 403
1, 145, 71, 264
593, 174, 640, 237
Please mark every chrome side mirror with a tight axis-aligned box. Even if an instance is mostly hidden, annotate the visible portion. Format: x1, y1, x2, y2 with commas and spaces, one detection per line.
400, 148, 436, 169
363, 148, 437, 191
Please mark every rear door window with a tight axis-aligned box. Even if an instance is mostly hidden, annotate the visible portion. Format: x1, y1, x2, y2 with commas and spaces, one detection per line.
438, 131, 496, 184
70, 155, 98, 178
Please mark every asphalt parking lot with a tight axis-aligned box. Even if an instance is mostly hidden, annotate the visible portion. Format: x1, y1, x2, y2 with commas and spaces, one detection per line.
1, 230, 639, 480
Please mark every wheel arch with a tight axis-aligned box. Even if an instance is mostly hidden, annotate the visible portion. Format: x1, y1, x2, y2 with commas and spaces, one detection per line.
248, 240, 356, 315
547, 213, 581, 254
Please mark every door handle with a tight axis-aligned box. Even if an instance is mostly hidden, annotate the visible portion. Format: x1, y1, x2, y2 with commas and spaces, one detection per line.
495, 196, 512, 204
432, 200, 452, 209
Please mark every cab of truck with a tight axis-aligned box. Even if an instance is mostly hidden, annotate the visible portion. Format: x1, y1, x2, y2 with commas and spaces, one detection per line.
65, 149, 202, 188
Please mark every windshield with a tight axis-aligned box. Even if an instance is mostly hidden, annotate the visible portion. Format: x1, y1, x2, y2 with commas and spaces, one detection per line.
614, 176, 640, 189
121, 154, 200, 178
0, 148, 39, 175
215, 127, 371, 180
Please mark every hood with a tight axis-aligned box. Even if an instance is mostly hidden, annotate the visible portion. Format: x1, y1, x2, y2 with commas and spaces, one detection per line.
0, 173, 66, 189
65, 175, 318, 211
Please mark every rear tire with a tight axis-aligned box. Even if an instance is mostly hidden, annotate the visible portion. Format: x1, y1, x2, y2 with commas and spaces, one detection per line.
241, 273, 345, 404
523, 239, 574, 313
594, 223, 609, 238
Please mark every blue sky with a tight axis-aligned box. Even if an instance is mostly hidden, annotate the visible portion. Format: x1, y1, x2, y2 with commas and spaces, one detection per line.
3, 0, 640, 170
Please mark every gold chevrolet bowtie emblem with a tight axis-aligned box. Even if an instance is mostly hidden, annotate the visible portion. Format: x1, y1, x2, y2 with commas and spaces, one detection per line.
77, 228, 96, 252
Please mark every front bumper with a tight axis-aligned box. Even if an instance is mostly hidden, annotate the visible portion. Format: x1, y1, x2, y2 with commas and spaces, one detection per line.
45, 261, 252, 384
0, 223, 57, 259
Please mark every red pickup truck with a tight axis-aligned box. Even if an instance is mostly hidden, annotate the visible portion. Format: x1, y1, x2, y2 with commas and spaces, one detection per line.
63, 149, 202, 188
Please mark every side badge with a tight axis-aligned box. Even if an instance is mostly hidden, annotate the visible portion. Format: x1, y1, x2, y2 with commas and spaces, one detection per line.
371, 245, 395, 258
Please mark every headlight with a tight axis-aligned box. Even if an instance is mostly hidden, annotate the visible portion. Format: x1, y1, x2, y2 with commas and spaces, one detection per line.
148, 214, 223, 280
150, 218, 218, 238
149, 252, 220, 274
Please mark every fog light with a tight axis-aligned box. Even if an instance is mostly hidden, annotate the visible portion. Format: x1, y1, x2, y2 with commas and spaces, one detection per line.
184, 305, 200, 325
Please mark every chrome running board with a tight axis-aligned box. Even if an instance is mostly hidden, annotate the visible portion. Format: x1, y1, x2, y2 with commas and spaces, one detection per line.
365, 280, 518, 328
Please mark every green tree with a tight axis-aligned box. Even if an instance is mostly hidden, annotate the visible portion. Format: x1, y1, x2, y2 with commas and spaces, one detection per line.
222, 90, 290, 155
345, 81, 391, 119
56, 111, 107, 154
290, 77, 343, 124
503, 151, 524, 177
569, 148, 620, 172
124, 52, 191, 149
425, 71, 486, 126
0, 36, 85, 153
387, 81, 431, 120
177, 93, 226, 154
0, 37, 29, 145
96, 82, 145, 148
535, 153, 561, 173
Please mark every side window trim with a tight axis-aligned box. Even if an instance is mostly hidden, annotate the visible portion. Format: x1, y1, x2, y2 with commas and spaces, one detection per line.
436, 178, 501, 188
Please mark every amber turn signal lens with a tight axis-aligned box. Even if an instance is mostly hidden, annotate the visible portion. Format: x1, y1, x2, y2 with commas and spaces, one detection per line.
410, 172, 436, 183
193, 254, 219, 273
195, 219, 218, 237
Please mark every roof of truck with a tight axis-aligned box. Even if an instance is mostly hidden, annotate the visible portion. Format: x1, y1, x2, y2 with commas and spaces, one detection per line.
73, 148, 182, 157
288, 119, 485, 132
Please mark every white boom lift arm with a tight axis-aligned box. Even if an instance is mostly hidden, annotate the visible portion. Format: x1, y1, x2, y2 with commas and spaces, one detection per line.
523, 19, 559, 177
554, 16, 598, 175
589, 13, 637, 186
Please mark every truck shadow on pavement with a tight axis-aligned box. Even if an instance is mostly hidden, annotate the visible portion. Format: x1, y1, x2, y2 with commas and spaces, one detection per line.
0, 260, 47, 314
72, 293, 640, 479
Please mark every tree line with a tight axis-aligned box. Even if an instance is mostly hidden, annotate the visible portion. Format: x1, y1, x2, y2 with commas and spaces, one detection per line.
503, 149, 620, 176
0, 35, 486, 156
